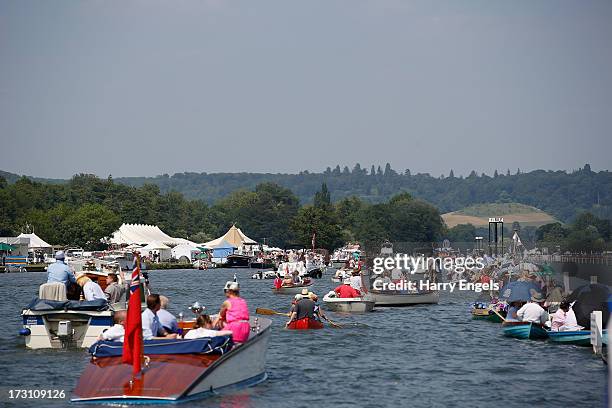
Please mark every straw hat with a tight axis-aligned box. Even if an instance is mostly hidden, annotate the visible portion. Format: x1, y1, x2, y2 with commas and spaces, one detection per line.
531, 293, 545, 303
75, 273, 90, 285
301, 288, 309, 296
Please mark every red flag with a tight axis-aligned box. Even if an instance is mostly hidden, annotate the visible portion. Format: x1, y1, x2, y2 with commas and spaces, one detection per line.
122, 253, 143, 376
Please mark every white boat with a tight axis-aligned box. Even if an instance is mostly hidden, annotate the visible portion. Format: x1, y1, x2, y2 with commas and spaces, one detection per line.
367, 290, 439, 306
251, 270, 277, 279
322, 292, 375, 312
71, 317, 272, 404
20, 298, 113, 349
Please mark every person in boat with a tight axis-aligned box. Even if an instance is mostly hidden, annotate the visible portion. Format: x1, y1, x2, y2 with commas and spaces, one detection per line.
551, 301, 583, 331
212, 282, 250, 343
282, 272, 294, 286
98, 310, 126, 342
274, 273, 283, 289
349, 271, 364, 292
517, 294, 549, 325
47, 251, 76, 287
142, 294, 178, 340
157, 295, 179, 334
76, 273, 106, 301
104, 273, 124, 304
309, 291, 325, 322
335, 278, 361, 298
286, 289, 316, 327
183, 314, 233, 339
505, 301, 523, 322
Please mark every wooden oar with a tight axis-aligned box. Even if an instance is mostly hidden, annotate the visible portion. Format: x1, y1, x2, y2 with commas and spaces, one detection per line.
322, 315, 343, 328
491, 308, 506, 322
255, 307, 290, 317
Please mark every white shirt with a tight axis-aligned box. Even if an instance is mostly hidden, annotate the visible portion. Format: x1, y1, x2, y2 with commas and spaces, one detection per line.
141, 308, 162, 340
517, 302, 549, 324
349, 275, 363, 292
184, 327, 225, 339
100, 324, 125, 342
83, 281, 106, 301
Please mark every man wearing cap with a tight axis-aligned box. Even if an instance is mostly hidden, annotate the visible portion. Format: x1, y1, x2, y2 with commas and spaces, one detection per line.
334, 278, 361, 298
517, 294, 549, 325
47, 251, 76, 287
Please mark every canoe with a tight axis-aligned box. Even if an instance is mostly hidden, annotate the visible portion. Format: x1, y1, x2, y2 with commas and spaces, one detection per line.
286, 317, 324, 330
548, 330, 606, 347
368, 291, 439, 306
322, 294, 375, 313
71, 317, 271, 404
502, 321, 548, 340
272, 281, 313, 295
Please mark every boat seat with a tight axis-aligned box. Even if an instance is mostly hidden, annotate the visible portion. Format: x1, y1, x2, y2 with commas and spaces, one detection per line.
39, 282, 68, 301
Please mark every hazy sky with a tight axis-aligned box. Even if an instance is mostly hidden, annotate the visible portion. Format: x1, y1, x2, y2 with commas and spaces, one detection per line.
1, 1, 611, 179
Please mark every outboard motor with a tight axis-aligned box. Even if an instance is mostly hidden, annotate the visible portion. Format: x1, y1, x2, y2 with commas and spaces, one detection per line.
58, 320, 75, 348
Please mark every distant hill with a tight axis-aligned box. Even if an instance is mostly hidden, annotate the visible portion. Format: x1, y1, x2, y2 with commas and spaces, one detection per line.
1, 164, 611, 223
442, 203, 558, 228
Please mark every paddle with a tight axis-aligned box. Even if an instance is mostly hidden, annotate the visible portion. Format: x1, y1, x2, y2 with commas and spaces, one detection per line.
491, 308, 506, 322
255, 307, 290, 317
322, 315, 344, 328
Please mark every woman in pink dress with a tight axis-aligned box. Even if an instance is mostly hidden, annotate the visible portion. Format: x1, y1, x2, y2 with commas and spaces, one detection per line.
213, 281, 251, 343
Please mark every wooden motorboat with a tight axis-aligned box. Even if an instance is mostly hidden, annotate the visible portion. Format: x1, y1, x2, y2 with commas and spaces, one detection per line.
71, 317, 272, 404
286, 317, 324, 330
225, 254, 252, 268
322, 293, 375, 313
502, 321, 548, 340
272, 280, 313, 295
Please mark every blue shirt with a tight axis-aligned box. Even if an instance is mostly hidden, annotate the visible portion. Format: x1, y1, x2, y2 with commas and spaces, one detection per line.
157, 309, 178, 333
142, 308, 162, 339
47, 261, 76, 286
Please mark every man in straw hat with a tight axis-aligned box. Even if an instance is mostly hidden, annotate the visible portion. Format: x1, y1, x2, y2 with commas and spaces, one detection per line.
517, 292, 549, 325
286, 288, 316, 326
76, 273, 106, 301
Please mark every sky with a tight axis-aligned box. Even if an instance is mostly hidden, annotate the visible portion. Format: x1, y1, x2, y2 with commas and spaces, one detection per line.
1, 1, 611, 179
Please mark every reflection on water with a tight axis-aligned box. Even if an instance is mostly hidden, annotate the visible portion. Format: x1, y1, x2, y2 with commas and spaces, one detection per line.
0, 269, 606, 408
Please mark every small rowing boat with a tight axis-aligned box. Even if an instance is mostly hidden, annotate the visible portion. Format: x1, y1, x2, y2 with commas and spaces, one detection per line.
286, 317, 324, 330
548, 330, 602, 347
502, 321, 548, 340
322, 293, 375, 313
272, 280, 313, 295
471, 307, 490, 320
71, 317, 272, 404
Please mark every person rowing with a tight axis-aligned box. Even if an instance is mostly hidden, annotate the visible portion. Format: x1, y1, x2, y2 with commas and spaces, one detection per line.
286, 288, 316, 327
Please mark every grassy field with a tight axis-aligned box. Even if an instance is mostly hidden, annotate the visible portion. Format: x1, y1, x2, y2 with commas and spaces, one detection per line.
442, 202, 557, 228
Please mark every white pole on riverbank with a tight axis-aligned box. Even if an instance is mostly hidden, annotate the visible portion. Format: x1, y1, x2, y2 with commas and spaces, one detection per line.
591, 311, 603, 356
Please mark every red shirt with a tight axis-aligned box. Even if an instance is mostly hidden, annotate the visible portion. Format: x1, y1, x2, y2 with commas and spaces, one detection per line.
334, 284, 361, 298
273, 278, 283, 289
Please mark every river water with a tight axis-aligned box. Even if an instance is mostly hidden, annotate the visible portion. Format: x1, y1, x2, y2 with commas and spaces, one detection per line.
0, 268, 606, 408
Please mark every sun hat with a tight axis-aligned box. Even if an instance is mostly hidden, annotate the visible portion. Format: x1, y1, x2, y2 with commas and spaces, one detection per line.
224, 281, 240, 292
531, 293, 545, 302
55, 251, 65, 260
301, 288, 309, 296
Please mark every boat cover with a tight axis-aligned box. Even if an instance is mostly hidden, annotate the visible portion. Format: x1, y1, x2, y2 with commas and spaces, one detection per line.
25, 297, 109, 312
88, 336, 233, 357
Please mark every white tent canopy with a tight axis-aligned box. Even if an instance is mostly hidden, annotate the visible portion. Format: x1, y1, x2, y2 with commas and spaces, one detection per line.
172, 243, 201, 262
203, 225, 257, 249
139, 241, 172, 261
17, 233, 52, 249
110, 224, 195, 247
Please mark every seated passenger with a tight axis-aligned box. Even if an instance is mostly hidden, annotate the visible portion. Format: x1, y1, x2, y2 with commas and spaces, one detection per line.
76, 274, 106, 301
157, 295, 178, 333
142, 294, 178, 340
334, 278, 361, 298
98, 310, 126, 342
47, 251, 76, 287
517, 295, 549, 324
551, 301, 583, 331
286, 290, 316, 326
274, 273, 283, 289
505, 301, 522, 322
104, 273, 125, 304
212, 282, 251, 343
184, 315, 233, 339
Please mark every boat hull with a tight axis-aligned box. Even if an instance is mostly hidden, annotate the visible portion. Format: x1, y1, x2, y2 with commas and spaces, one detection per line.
272, 283, 313, 295
21, 309, 112, 349
368, 291, 439, 306
322, 295, 375, 313
225, 255, 251, 268
502, 322, 549, 340
286, 317, 324, 330
72, 317, 271, 404
548, 330, 594, 346
471, 308, 490, 320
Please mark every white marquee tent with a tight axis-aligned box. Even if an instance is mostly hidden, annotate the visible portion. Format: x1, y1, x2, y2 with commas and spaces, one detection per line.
139, 241, 172, 261
17, 233, 52, 249
110, 224, 195, 247
171, 243, 202, 262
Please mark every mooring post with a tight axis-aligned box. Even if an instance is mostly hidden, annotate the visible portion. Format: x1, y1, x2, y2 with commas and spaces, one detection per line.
591, 311, 603, 355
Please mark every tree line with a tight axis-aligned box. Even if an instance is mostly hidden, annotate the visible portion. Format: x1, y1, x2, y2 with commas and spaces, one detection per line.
0, 175, 445, 251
